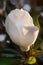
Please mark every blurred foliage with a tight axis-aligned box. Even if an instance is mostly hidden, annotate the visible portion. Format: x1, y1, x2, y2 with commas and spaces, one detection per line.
0, 58, 20, 65
0, 0, 43, 65
30, 9, 40, 28
27, 56, 36, 64
32, 38, 43, 50
0, 0, 3, 8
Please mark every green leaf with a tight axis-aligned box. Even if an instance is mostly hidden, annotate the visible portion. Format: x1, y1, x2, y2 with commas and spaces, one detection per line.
33, 16, 40, 28
30, 49, 43, 56
0, 47, 23, 65
32, 38, 43, 49
30, 9, 40, 28
0, 48, 23, 57
27, 56, 36, 64
0, 57, 20, 65
30, 38, 43, 56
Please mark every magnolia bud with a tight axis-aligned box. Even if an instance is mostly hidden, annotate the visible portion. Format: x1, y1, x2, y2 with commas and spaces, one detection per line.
5, 9, 39, 51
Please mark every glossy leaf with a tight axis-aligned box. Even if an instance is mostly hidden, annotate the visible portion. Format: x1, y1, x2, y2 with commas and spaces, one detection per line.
30, 49, 43, 56
30, 9, 40, 28
0, 57, 20, 65
0, 48, 23, 57
32, 38, 43, 50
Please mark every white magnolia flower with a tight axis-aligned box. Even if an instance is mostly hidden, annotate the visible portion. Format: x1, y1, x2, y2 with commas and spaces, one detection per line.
5, 9, 39, 51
